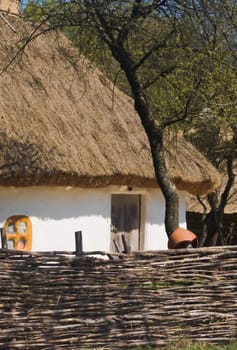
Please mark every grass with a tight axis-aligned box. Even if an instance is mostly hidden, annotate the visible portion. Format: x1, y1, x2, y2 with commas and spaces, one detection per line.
88, 342, 237, 350
163, 341, 237, 350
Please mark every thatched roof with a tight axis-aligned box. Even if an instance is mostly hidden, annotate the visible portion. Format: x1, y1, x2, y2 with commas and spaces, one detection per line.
187, 166, 237, 214
0, 15, 220, 194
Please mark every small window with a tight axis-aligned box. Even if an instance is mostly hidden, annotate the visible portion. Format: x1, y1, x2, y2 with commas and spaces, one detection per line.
18, 221, 27, 234
7, 223, 15, 234
7, 239, 14, 250
4, 215, 32, 251
17, 239, 26, 250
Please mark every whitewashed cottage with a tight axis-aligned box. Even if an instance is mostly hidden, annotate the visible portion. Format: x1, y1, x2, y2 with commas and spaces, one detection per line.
0, 10, 220, 253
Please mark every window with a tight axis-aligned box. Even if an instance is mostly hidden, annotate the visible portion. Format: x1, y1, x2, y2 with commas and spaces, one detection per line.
4, 215, 32, 251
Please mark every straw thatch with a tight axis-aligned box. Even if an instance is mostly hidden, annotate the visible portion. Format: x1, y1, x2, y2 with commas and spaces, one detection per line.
0, 0, 20, 14
0, 15, 220, 194
187, 163, 237, 215
0, 247, 237, 349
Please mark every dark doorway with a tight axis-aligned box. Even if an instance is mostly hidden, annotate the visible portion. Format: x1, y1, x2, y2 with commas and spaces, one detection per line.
110, 194, 141, 253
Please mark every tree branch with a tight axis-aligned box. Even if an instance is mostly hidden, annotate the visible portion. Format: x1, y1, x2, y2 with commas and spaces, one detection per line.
143, 64, 177, 90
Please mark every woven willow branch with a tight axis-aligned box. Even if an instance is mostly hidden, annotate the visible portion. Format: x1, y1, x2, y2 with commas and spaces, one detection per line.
0, 247, 236, 349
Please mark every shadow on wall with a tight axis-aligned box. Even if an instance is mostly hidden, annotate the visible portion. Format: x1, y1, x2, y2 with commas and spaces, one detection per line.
0, 186, 109, 221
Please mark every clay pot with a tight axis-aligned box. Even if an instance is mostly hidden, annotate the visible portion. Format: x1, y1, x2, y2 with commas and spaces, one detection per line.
168, 227, 198, 249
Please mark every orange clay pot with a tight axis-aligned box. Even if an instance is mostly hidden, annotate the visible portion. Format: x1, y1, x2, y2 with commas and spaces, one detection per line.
168, 227, 198, 249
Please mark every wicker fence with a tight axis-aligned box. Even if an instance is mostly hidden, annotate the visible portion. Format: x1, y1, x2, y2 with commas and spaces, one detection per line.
0, 247, 237, 349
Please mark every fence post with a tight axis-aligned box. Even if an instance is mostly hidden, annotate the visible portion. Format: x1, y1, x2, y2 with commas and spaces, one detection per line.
0, 228, 6, 249
75, 231, 83, 256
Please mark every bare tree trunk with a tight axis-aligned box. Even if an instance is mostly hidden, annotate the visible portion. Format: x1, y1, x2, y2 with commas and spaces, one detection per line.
110, 45, 179, 237
148, 126, 179, 236
200, 156, 235, 246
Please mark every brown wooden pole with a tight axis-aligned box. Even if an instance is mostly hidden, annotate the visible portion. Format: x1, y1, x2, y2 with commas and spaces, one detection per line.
75, 231, 83, 256
0, 227, 6, 249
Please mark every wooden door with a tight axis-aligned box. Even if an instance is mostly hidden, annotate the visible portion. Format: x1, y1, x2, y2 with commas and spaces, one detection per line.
111, 194, 141, 253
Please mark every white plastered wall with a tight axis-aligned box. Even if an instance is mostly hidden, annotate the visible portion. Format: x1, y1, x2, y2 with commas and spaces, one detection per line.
0, 186, 111, 252
143, 188, 187, 250
0, 186, 187, 252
